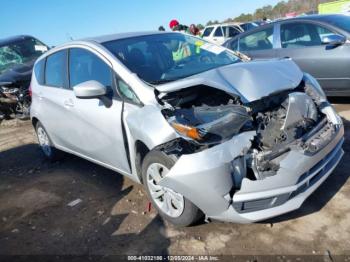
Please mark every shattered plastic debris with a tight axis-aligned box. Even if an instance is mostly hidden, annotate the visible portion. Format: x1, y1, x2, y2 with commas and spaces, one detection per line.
102, 217, 111, 225
67, 198, 82, 207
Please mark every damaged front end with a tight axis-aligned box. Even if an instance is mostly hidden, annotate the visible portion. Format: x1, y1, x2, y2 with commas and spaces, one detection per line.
155, 72, 344, 223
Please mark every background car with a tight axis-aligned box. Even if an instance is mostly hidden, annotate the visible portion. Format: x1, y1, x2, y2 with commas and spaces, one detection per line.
223, 14, 350, 96
0, 35, 49, 120
202, 23, 243, 45
239, 21, 263, 32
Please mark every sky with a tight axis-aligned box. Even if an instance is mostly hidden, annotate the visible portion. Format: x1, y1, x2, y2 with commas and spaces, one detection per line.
1, 0, 281, 46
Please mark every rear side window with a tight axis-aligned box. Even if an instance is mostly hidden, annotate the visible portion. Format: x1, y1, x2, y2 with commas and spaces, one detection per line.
69, 48, 112, 88
239, 27, 273, 51
241, 23, 257, 32
34, 59, 45, 85
223, 26, 240, 37
202, 27, 214, 37
240, 23, 249, 31
45, 50, 67, 88
214, 27, 223, 37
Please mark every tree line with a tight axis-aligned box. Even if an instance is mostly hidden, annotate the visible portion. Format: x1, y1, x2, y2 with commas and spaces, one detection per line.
204, 0, 333, 26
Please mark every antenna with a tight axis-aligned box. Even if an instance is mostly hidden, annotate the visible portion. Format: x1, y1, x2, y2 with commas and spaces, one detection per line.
66, 33, 74, 41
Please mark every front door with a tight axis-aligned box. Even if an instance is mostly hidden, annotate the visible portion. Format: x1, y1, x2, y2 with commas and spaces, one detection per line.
39, 49, 72, 147
63, 47, 131, 173
275, 21, 350, 94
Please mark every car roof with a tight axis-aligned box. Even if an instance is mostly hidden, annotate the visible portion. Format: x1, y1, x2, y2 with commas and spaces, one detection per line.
0, 35, 38, 47
82, 31, 171, 44
287, 14, 346, 22
204, 23, 241, 28
225, 14, 349, 44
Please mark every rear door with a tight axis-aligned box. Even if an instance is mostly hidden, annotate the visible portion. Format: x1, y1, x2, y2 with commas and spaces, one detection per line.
237, 25, 276, 59
275, 21, 350, 93
38, 49, 72, 147
202, 26, 214, 42
212, 26, 225, 45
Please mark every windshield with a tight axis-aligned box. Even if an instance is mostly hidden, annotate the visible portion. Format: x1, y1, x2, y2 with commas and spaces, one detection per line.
320, 15, 350, 33
103, 33, 240, 84
0, 37, 48, 74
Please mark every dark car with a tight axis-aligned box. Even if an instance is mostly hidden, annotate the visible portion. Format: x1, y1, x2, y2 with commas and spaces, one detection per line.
239, 21, 263, 32
223, 14, 350, 96
0, 35, 48, 120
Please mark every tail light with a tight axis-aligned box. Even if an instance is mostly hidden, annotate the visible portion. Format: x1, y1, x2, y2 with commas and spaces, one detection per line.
28, 81, 32, 97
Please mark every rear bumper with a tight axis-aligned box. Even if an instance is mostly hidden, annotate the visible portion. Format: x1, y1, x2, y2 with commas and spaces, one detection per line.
159, 111, 344, 223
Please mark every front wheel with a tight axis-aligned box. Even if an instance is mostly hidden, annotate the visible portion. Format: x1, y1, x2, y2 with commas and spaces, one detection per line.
142, 150, 203, 227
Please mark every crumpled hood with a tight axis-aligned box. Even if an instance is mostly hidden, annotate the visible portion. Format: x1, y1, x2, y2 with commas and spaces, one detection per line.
156, 58, 303, 103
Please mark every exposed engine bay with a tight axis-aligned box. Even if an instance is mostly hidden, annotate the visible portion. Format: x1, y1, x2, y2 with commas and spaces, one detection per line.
0, 83, 31, 120
158, 80, 337, 186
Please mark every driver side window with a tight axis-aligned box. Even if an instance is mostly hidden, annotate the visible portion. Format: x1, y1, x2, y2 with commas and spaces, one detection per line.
69, 48, 113, 90
280, 22, 335, 48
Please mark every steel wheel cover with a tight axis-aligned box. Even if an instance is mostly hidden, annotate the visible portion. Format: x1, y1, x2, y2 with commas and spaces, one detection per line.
146, 163, 184, 218
37, 127, 51, 156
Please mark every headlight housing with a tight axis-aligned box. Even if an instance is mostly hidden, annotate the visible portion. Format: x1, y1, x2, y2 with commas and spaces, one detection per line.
303, 73, 327, 105
167, 105, 251, 145
303, 73, 342, 125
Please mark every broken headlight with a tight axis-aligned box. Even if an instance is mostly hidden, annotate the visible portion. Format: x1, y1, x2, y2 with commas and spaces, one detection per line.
168, 105, 251, 144
303, 73, 327, 105
303, 73, 342, 125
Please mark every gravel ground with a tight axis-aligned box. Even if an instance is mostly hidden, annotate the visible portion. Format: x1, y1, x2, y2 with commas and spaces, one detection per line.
0, 101, 349, 257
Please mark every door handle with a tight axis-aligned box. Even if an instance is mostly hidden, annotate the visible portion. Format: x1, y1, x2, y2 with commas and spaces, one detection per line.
64, 99, 74, 107
38, 92, 43, 100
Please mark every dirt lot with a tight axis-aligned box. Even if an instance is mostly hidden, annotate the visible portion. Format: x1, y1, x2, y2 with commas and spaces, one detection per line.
0, 102, 350, 257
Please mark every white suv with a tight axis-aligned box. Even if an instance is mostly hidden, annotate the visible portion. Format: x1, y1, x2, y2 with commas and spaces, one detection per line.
202, 23, 243, 45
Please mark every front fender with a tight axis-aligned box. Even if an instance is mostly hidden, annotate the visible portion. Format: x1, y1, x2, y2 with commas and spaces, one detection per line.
124, 104, 177, 150
158, 131, 256, 216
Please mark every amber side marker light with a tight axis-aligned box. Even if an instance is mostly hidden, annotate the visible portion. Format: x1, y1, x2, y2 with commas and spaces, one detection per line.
171, 122, 202, 140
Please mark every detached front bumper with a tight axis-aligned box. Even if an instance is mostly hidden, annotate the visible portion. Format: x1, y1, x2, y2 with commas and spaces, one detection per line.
159, 108, 344, 223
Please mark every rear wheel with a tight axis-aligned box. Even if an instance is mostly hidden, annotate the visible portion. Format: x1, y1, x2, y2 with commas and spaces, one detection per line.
35, 122, 62, 161
142, 150, 203, 227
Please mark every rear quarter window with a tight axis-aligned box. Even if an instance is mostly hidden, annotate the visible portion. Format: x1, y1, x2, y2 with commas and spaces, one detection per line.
33, 58, 45, 85
202, 27, 214, 37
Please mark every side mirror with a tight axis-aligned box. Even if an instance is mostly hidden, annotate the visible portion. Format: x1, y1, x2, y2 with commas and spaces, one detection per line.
73, 80, 107, 99
322, 34, 346, 46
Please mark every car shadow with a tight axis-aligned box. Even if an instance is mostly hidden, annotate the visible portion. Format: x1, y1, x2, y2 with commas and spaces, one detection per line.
328, 96, 350, 104
1, 113, 349, 239
263, 116, 350, 224
98, 214, 170, 255
0, 142, 171, 255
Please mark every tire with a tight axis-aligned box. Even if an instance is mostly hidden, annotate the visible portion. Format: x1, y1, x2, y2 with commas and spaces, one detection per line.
35, 121, 62, 161
142, 150, 203, 227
